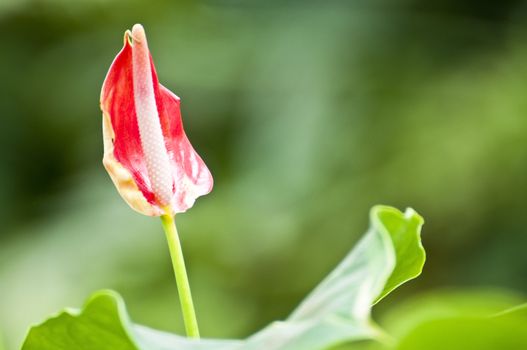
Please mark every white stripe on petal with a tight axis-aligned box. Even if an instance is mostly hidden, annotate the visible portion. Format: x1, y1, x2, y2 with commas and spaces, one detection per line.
131, 24, 173, 206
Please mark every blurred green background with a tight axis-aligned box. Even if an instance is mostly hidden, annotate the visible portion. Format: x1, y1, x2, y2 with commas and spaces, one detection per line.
1, 0, 527, 349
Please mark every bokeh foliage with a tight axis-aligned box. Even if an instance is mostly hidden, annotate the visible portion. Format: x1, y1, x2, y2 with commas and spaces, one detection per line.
1, 0, 527, 349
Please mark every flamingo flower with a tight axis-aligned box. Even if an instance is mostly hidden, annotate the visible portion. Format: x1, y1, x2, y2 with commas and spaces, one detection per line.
100, 24, 213, 216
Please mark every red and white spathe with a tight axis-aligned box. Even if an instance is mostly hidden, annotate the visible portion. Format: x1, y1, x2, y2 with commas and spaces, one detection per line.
100, 24, 212, 216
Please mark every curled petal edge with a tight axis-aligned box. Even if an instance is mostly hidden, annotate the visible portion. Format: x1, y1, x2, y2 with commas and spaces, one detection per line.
102, 112, 163, 216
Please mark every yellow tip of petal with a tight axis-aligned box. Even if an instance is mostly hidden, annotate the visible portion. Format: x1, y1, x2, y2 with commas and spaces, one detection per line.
131, 23, 146, 44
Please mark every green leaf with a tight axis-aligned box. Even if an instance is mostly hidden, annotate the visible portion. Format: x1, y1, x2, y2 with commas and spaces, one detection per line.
377, 289, 526, 340
329, 293, 527, 350
288, 206, 424, 322
373, 207, 425, 303
22, 290, 137, 350
394, 306, 527, 350
22, 205, 425, 350
495, 303, 527, 319
22, 291, 239, 350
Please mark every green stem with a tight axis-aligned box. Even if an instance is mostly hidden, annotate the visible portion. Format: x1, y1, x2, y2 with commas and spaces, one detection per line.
160, 214, 200, 338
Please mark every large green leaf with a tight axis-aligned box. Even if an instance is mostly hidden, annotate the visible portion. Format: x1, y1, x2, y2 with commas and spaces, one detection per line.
22, 291, 137, 350
22, 205, 425, 350
394, 304, 527, 350
22, 290, 239, 350
376, 289, 526, 341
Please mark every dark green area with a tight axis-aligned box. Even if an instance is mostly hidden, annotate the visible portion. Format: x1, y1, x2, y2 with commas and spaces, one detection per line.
1, 0, 527, 349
